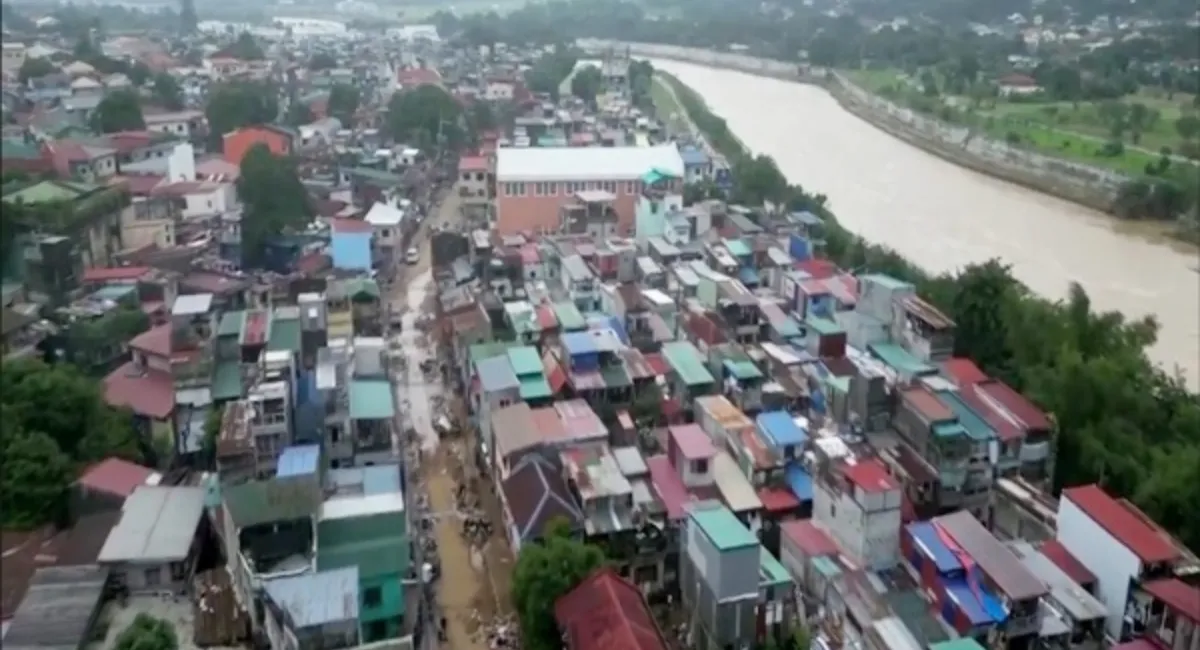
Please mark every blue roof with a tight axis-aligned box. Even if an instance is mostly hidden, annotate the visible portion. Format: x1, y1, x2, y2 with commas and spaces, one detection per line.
263, 567, 360, 627
784, 463, 813, 501
328, 465, 402, 496
942, 575, 1005, 626
738, 267, 759, 285
330, 231, 372, 271
679, 146, 710, 166
276, 444, 321, 478
476, 356, 519, 392
907, 522, 962, 574
562, 330, 598, 356
607, 316, 629, 345
757, 411, 807, 448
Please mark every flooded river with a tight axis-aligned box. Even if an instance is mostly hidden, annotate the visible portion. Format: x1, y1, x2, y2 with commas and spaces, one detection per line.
649, 58, 1200, 388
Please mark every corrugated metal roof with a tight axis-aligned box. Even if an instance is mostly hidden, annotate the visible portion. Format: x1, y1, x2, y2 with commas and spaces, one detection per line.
276, 445, 321, 478
98, 486, 205, 562
263, 567, 359, 628
934, 510, 1046, 601
1062, 484, 1179, 564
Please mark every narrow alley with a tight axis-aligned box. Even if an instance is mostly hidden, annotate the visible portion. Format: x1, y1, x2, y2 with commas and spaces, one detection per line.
389, 190, 517, 650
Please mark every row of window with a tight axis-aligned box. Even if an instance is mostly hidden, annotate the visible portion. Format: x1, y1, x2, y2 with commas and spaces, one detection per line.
500, 179, 648, 198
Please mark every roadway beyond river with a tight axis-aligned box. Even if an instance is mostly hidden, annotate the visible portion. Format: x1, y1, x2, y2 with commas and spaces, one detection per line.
648, 58, 1200, 389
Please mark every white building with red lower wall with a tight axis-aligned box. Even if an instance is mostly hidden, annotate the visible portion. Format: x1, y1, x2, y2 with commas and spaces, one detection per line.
493, 144, 684, 236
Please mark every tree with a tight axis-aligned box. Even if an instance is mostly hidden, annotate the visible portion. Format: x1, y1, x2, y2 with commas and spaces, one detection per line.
128, 61, 152, 87
385, 84, 464, 150
227, 32, 264, 60
90, 90, 146, 133
327, 83, 360, 125
151, 73, 184, 111
237, 144, 314, 266
570, 65, 603, 103
308, 52, 338, 70
1175, 115, 1200, 141
114, 614, 178, 650
511, 520, 605, 650
205, 82, 278, 145
0, 426, 74, 529
180, 0, 197, 34
284, 100, 313, 127
525, 48, 578, 99
18, 57, 57, 83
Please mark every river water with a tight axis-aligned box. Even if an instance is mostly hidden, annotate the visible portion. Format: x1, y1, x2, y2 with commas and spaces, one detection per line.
649, 58, 1200, 388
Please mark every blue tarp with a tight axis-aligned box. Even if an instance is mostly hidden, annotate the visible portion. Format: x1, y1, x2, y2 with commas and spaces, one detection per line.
785, 463, 813, 501
757, 411, 807, 448
607, 316, 629, 345
908, 522, 962, 574
942, 576, 1005, 626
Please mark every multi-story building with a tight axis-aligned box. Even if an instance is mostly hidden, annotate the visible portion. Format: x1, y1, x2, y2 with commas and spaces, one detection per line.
3, 179, 130, 279
679, 501, 795, 650
811, 452, 902, 571
493, 144, 684, 235
1056, 484, 1189, 642
1007, 540, 1107, 649
892, 385, 982, 516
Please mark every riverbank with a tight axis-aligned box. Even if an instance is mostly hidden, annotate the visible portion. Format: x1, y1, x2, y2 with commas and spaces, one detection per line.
582, 40, 1198, 246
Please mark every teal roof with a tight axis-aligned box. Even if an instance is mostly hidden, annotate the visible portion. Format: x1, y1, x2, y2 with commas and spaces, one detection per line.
723, 359, 763, 381
641, 167, 678, 185
267, 314, 302, 353
662, 340, 714, 386
469, 341, 519, 367
931, 640, 987, 650
212, 359, 243, 401
218, 310, 245, 337
506, 346, 542, 377
860, 273, 913, 291
349, 379, 394, 420
759, 548, 792, 586
723, 238, 751, 258
937, 390, 995, 442
552, 301, 586, 331
518, 375, 553, 400
806, 316, 844, 336
690, 505, 757, 552
933, 421, 969, 439
870, 342, 933, 375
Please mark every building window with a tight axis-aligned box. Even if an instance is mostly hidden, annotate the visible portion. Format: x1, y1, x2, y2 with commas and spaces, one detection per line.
533, 182, 544, 196
363, 586, 382, 608
692, 458, 708, 474
145, 567, 162, 586
476, 172, 485, 182
547, 182, 557, 196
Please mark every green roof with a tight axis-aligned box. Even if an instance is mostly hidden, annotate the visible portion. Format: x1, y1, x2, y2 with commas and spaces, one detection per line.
317, 508, 408, 579
640, 167, 677, 185
223, 478, 320, 528
267, 314, 302, 353
723, 359, 763, 381
469, 341, 520, 367
506, 346, 542, 377
933, 421, 969, 440
806, 316, 843, 336
518, 375, 553, 400
344, 277, 380, 301
600, 363, 631, 388
212, 359, 243, 401
552, 301, 586, 331
759, 548, 791, 586
937, 390, 995, 442
350, 379, 394, 420
931, 640, 987, 650
1, 138, 42, 161
662, 340, 715, 386
218, 310, 246, 337
723, 238, 751, 257
869, 342, 933, 376
3, 179, 98, 205
690, 505, 757, 552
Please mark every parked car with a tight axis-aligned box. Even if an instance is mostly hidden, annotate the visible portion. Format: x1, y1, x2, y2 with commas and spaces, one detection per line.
405, 247, 420, 265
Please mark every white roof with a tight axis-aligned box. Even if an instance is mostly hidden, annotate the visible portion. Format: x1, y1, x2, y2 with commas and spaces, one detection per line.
70, 76, 102, 89
98, 486, 206, 563
712, 451, 763, 512
496, 144, 685, 182
320, 492, 405, 520
363, 202, 405, 226
172, 292, 213, 315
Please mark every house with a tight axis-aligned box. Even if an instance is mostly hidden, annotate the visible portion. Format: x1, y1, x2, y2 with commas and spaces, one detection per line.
2, 179, 129, 272
2, 42, 26, 74
362, 202, 406, 265
484, 76, 516, 101
679, 501, 796, 650
45, 140, 118, 181
396, 66, 442, 89
554, 567, 669, 650
96, 485, 207, 594
493, 144, 684, 235
1007, 540, 1107, 648
812, 456, 901, 570
106, 130, 184, 171
263, 567, 361, 650
1056, 484, 1186, 641
0, 136, 52, 175
117, 177, 179, 251
144, 109, 205, 140
69, 76, 104, 98
458, 155, 490, 203
222, 124, 296, 166
73, 457, 161, 518
998, 73, 1041, 96
330, 218, 374, 272
499, 451, 583, 554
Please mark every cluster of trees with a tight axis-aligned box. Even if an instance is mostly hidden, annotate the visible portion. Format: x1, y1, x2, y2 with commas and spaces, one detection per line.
236, 144, 313, 267
0, 360, 144, 530
204, 81, 279, 147
658, 72, 1200, 552
384, 84, 465, 151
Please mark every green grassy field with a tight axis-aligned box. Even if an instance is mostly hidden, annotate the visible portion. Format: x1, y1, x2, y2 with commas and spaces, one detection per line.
650, 76, 690, 132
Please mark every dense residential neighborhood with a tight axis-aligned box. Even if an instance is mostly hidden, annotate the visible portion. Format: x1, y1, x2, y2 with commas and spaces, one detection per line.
0, 5, 1197, 650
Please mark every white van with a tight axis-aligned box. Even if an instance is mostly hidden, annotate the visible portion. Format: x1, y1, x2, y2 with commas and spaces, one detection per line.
405, 247, 420, 265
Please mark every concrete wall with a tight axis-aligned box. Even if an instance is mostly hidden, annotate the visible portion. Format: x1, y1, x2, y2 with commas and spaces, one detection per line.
580, 40, 1128, 212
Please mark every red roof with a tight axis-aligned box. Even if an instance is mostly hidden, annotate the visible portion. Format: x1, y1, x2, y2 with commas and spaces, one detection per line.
128, 323, 173, 358
82, 265, 152, 283
535, 305, 558, 330
543, 352, 568, 393
331, 217, 374, 234
554, 568, 668, 650
1063, 484, 1180, 564
397, 67, 442, 87
642, 353, 669, 377
103, 362, 175, 419
117, 173, 166, 196
942, 357, 988, 386
1038, 539, 1097, 587
793, 258, 839, 280
957, 384, 1024, 442
646, 455, 695, 520
781, 520, 839, 557
77, 457, 156, 498
1141, 578, 1200, 623
459, 155, 489, 173
669, 424, 716, 460
758, 487, 800, 513
842, 459, 899, 494
976, 380, 1051, 431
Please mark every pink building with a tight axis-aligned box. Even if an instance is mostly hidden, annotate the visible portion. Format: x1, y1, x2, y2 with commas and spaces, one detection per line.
494, 144, 684, 236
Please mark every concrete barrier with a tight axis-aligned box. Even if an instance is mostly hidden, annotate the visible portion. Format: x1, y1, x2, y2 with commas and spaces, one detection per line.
580, 40, 1124, 212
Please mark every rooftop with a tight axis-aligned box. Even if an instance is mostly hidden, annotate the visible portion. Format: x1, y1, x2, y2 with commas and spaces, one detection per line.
1, 565, 108, 650
1062, 484, 1179, 565
76, 457, 159, 498
689, 502, 757, 552
97, 486, 206, 563
263, 567, 360, 629
496, 144, 684, 182
554, 568, 668, 650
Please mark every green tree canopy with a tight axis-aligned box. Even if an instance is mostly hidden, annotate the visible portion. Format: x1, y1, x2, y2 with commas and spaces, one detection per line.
151, 73, 184, 111
227, 32, 264, 60
0, 425, 75, 529
384, 84, 464, 150
327, 83, 361, 125
114, 614, 178, 650
18, 57, 57, 83
525, 47, 577, 99
205, 81, 278, 144
511, 519, 605, 650
284, 100, 314, 127
570, 65, 603, 103
90, 90, 146, 133
308, 51, 338, 70
236, 144, 314, 267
